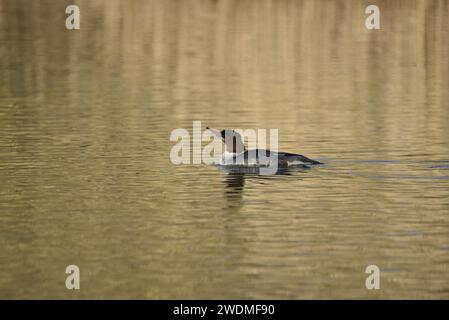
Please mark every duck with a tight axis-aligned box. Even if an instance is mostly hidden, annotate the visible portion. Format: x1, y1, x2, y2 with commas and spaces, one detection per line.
206, 127, 322, 168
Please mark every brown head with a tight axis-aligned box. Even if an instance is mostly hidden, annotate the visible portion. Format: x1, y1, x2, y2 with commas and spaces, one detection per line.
206, 127, 246, 154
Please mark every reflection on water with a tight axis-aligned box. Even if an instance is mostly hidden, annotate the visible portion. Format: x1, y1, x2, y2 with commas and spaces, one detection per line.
0, 0, 449, 298
221, 167, 310, 207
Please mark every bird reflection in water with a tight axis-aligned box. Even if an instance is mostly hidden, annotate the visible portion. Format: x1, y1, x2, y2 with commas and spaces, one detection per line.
218, 166, 310, 207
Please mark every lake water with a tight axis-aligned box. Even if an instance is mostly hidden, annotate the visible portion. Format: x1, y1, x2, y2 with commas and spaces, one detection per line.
0, 0, 448, 299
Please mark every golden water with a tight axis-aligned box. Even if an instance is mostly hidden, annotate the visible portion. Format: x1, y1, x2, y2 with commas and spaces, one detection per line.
0, 0, 448, 298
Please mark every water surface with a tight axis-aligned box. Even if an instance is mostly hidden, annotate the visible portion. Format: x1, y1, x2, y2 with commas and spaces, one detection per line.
0, 0, 449, 299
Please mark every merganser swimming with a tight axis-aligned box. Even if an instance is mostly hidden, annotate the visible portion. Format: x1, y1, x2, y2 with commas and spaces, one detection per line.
206, 127, 322, 168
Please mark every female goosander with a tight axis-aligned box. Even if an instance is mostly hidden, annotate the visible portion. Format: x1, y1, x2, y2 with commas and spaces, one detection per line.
206, 127, 322, 168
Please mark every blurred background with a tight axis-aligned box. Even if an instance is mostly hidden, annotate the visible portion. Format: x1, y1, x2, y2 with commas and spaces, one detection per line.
0, 0, 448, 298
